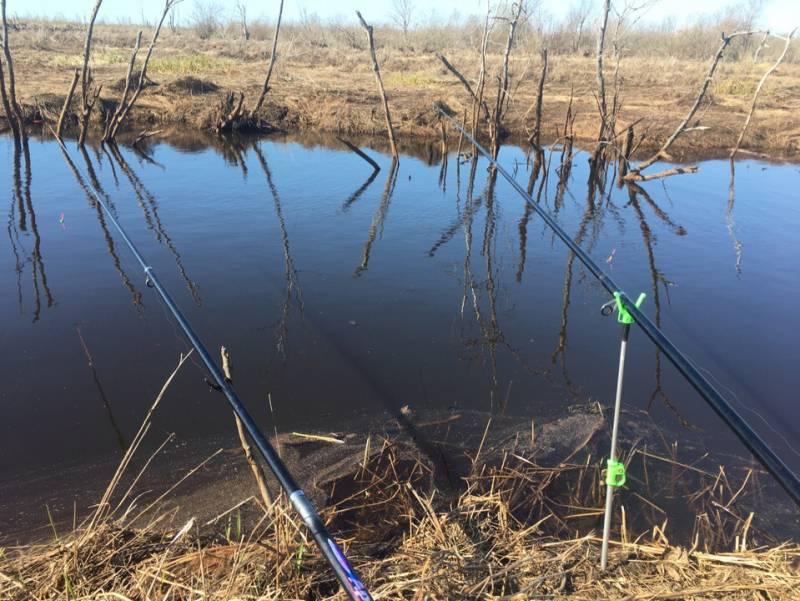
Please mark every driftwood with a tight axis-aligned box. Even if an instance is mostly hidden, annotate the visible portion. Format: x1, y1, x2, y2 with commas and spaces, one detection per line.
55, 69, 79, 140
1, 0, 22, 135
731, 28, 797, 159
104, 1, 180, 142
77, 0, 103, 147
252, 0, 284, 114
356, 11, 398, 159
624, 165, 699, 182
626, 30, 763, 179
337, 137, 380, 173
220, 346, 273, 508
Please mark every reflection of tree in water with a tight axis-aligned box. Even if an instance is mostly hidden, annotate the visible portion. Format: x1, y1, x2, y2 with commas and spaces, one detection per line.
625, 182, 692, 428
6, 134, 56, 321
726, 160, 743, 276
551, 197, 596, 393
56, 140, 143, 309
354, 158, 399, 277
252, 142, 304, 361
457, 160, 544, 414
105, 142, 202, 305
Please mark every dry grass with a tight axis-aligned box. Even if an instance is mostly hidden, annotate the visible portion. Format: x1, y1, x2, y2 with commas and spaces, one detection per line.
4, 20, 800, 156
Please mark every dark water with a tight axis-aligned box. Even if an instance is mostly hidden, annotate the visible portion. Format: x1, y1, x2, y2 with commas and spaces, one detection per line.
1, 133, 798, 513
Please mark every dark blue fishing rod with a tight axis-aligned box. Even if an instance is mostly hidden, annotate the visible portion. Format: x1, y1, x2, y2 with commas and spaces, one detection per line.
54, 135, 373, 601
436, 107, 800, 507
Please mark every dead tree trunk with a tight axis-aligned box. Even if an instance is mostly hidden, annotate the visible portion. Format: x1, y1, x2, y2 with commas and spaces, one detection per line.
356, 11, 398, 160
617, 125, 634, 186
588, 0, 611, 191
528, 47, 548, 184
78, 0, 104, 147
490, 1, 525, 159
105, 0, 180, 142
731, 28, 797, 159
1, 0, 23, 135
55, 69, 80, 140
103, 31, 142, 141
252, 0, 284, 114
626, 30, 762, 180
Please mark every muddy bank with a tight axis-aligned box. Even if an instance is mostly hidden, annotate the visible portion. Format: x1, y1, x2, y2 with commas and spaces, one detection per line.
2, 405, 799, 599
3, 405, 797, 547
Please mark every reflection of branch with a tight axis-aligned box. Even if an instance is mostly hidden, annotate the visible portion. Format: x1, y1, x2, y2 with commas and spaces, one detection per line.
427, 192, 482, 258
253, 143, 304, 360
551, 203, 594, 389
726, 160, 743, 276
57, 141, 143, 309
6, 166, 24, 314
106, 143, 202, 305
626, 184, 693, 428
76, 326, 127, 450
354, 158, 399, 277
341, 169, 379, 212
22, 135, 55, 320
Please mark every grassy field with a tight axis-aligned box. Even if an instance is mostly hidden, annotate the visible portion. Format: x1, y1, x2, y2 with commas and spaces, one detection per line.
4, 19, 800, 156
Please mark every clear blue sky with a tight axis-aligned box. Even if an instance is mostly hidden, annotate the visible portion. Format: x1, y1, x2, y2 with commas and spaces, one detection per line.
8, 0, 800, 32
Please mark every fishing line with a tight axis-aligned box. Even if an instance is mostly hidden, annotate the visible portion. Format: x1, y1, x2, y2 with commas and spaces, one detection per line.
52, 135, 374, 601
437, 106, 800, 506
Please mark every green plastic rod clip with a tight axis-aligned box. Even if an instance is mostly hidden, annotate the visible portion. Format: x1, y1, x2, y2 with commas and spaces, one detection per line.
606, 459, 626, 487
613, 291, 646, 325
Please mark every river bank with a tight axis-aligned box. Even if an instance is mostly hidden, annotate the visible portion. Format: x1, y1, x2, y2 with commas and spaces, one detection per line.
2, 402, 799, 599
5, 22, 800, 158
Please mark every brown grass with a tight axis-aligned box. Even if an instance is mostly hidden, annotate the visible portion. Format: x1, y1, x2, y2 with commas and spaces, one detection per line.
5, 21, 800, 157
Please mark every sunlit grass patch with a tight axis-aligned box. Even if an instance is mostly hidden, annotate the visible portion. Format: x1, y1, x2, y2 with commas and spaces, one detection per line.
149, 54, 235, 75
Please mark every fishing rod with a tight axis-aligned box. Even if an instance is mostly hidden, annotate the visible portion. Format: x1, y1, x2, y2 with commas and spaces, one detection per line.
436, 107, 800, 507
54, 136, 373, 601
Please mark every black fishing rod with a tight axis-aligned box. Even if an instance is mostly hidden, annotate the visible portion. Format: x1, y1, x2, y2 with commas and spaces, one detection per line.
437, 107, 800, 506
54, 136, 373, 601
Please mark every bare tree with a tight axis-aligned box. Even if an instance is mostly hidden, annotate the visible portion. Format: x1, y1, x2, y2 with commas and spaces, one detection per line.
391, 0, 414, 40
491, 1, 527, 158
356, 11, 398, 160
56, 69, 79, 140
77, 0, 104, 147
731, 28, 797, 159
566, 0, 592, 53
235, 0, 250, 42
1, 0, 23, 135
252, 0, 284, 113
104, 1, 182, 142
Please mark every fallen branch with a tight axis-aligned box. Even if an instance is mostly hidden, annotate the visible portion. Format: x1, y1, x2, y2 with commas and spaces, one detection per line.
625, 165, 699, 182
337, 136, 380, 173
627, 30, 763, 178
435, 52, 490, 124
221, 346, 273, 508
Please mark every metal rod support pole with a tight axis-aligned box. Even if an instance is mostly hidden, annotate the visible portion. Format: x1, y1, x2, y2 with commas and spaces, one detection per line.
436, 107, 800, 507
601, 324, 630, 570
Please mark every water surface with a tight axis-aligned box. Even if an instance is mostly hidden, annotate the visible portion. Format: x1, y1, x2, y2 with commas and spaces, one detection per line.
1, 132, 798, 522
